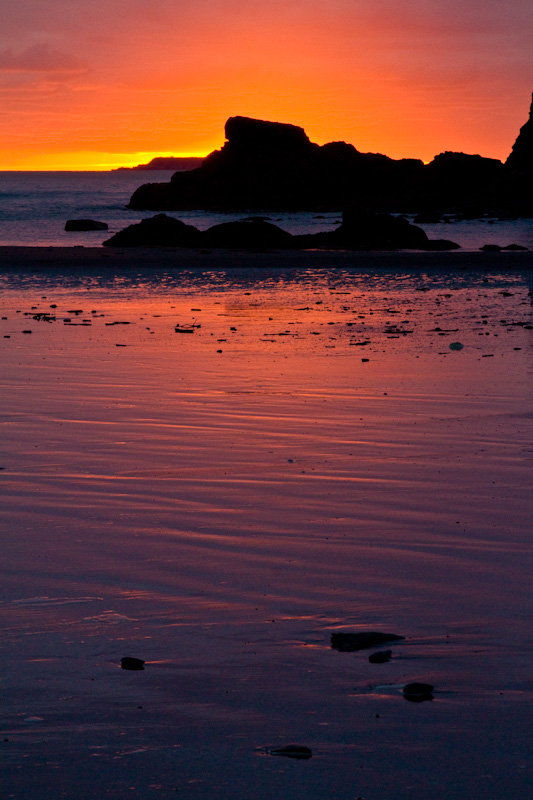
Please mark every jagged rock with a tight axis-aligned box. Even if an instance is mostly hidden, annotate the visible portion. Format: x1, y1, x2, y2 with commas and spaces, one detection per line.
506, 93, 533, 171
126, 102, 533, 216
103, 214, 202, 247
65, 219, 108, 231
128, 115, 424, 211
331, 631, 405, 652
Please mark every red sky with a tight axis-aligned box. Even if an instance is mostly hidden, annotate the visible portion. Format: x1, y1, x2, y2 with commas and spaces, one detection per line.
1, 0, 531, 169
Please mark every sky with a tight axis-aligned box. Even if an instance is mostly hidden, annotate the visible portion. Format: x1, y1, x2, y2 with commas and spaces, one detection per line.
0, 0, 531, 169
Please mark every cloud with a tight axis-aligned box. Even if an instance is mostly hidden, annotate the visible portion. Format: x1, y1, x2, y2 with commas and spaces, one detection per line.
0, 43, 84, 73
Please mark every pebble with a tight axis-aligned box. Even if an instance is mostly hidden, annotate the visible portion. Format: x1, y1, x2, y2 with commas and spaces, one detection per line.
368, 649, 392, 663
120, 656, 145, 671
269, 745, 312, 759
331, 632, 404, 652
403, 682, 434, 700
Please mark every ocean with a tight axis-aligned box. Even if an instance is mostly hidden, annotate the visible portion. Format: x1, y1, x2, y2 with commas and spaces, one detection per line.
0, 170, 532, 249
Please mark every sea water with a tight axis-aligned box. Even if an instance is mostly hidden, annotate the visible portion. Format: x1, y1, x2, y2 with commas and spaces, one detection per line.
0, 170, 532, 249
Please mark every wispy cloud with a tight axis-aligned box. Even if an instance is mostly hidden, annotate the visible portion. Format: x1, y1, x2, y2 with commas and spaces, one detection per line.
0, 43, 84, 73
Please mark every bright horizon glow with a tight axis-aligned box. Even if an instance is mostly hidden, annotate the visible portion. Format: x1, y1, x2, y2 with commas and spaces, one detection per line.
1, 0, 531, 171
0, 150, 211, 171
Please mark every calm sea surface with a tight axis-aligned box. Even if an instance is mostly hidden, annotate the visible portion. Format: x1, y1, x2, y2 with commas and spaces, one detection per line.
0, 170, 532, 249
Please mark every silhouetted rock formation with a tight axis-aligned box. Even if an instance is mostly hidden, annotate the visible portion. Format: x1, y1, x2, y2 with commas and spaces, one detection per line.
128, 115, 424, 212
506, 93, 533, 171
294, 210, 431, 250
421, 151, 504, 214
115, 156, 204, 171
65, 219, 108, 231
103, 214, 202, 247
104, 211, 456, 251
127, 99, 533, 217
202, 217, 295, 249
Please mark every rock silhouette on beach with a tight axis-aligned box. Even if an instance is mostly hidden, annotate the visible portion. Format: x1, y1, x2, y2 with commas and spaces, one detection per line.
104, 210, 451, 251
65, 219, 108, 231
269, 745, 313, 759
127, 96, 533, 216
103, 214, 202, 247
120, 656, 145, 671
403, 682, 434, 701
368, 649, 393, 663
202, 218, 295, 249
331, 631, 405, 652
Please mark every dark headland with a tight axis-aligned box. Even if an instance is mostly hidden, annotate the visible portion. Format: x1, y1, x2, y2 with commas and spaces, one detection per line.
128, 94, 533, 218
114, 156, 204, 172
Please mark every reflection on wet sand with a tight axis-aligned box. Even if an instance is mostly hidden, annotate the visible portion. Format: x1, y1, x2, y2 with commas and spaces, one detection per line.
0, 264, 531, 799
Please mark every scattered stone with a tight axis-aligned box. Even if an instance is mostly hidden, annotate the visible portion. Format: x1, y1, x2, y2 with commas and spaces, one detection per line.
369, 649, 392, 663
331, 632, 404, 652
120, 657, 145, 670
403, 682, 434, 701
269, 745, 313, 759
449, 341, 464, 350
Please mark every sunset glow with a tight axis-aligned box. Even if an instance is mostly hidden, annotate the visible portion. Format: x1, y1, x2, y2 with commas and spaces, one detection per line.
1, 0, 532, 169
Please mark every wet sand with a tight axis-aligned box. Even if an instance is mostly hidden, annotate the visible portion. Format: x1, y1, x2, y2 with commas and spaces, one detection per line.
0, 253, 532, 799
0, 243, 533, 273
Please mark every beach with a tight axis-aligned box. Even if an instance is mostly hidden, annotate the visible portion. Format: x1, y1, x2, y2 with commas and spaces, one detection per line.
1, 244, 533, 272
1, 246, 532, 799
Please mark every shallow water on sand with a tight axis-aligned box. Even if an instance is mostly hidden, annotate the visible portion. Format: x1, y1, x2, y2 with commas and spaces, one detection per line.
1, 264, 532, 799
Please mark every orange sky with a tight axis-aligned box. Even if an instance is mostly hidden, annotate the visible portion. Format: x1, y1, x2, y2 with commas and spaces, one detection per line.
0, 0, 531, 169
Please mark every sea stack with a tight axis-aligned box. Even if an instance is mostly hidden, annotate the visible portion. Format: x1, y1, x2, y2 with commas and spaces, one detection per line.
505, 93, 533, 171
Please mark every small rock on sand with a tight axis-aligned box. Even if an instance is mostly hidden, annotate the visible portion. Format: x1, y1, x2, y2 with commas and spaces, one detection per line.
403, 682, 434, 701
331, 632, 404, 652
269, 745, 313, 759
120, 656, 145, 671
369, 649, 392, 663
